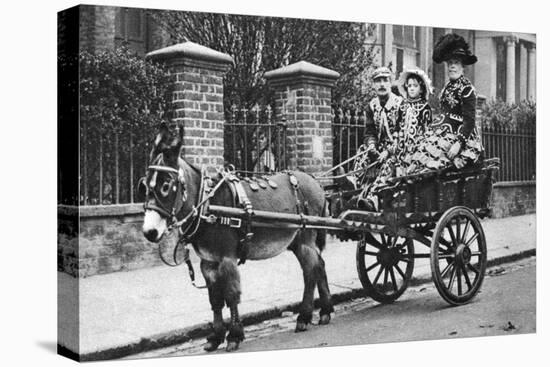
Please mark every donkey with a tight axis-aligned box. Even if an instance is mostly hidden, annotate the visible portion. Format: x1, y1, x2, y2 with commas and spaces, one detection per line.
141, 124, 333, 352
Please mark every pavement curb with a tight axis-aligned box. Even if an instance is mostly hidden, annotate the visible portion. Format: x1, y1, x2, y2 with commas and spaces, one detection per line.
70, 248, 536, 361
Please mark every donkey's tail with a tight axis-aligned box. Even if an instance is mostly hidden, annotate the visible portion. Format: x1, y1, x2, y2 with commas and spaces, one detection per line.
315, 200, 329, 252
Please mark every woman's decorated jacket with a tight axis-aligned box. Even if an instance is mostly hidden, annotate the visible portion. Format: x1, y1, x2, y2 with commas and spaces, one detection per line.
435, 75, 477, 144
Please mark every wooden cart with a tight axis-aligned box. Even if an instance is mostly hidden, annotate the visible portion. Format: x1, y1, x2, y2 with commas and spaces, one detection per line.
208, 158, 500, 306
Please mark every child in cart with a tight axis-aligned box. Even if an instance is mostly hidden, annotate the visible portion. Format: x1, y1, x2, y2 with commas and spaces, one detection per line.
355, 68, 434, 211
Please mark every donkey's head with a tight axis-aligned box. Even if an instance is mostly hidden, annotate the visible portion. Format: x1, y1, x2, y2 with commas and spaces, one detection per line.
140, 123, 186, 242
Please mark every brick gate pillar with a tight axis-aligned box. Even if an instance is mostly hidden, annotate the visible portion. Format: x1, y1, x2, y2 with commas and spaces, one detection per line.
147, 42, 233, 173
265, 61, 339, 174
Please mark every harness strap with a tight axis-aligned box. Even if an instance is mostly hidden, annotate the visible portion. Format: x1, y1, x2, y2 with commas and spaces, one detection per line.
178, 166, 208, 241
231, 178, 254, 265
287, 172, 308, 228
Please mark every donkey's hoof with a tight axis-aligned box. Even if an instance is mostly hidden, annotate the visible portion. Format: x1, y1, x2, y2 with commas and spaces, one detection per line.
203, 341, 221, 352
319, 314, 331, 325
295, 322, 308, 332
226, 341, 240, 352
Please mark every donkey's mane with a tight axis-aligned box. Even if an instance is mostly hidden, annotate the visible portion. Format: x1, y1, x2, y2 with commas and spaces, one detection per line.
178, 154, 203, 176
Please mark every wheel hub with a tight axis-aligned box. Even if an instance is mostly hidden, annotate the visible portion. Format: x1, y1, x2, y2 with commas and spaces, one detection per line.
377, 247, 401, 267
455, 244, 471, 265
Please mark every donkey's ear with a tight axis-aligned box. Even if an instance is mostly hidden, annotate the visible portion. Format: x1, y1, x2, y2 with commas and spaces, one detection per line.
169, 130, 183, 152
177, 124, 184, 143
164, 126, 183, 163
154, 122, 171, 148
170, 125, 183, 151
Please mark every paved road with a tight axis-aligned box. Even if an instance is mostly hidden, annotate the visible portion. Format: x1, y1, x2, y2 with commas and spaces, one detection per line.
127, 257, 536, 359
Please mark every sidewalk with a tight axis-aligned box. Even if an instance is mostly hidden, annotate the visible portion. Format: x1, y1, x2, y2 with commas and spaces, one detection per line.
58, 214, 536, 360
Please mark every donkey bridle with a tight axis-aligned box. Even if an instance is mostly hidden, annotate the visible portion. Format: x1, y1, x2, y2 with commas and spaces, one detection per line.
144, 158, 215, 288
143, 154, 206, 240
144, 164, 183, 220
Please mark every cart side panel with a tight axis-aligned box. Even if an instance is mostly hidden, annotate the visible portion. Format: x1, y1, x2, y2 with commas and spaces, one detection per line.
376, 165, 498, 219
440, 178, 461, 210
463, 172, 494, 211
415, 178, 439, 213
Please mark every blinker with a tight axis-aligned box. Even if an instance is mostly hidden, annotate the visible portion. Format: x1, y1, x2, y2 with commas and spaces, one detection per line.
136, 177, 148, 202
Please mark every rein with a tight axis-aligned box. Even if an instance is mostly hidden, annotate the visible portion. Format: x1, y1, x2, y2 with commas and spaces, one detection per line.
314, 150, 366, 179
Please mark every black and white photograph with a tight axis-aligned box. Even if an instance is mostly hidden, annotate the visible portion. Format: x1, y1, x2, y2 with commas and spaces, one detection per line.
4, 0, 547, 366
55, 1, 541, 362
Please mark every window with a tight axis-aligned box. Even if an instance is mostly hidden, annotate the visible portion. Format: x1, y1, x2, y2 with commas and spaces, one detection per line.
115, 8, 145, 42
115, 8, 147, 55
392, 25, 421, 77
393, 25, 403, 45
366, 23, 379, 40
393, 25, 419, 49
404, 25, 415, 46
396, 48, 404, 75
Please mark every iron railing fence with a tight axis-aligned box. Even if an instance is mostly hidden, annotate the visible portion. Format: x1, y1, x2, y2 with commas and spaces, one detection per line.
331, 106, 366, 173
77, 108, 535, 206
481, 125, 536, 182
224, 104, 288, 175
332, 105, 536, 183
79, 124, 152, 206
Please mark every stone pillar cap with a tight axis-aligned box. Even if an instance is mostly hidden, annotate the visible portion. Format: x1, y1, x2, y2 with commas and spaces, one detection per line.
146, 41, 234, 65
265, 61, 340, 81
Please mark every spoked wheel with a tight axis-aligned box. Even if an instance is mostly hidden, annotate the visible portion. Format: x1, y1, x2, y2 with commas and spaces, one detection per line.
356, 232, 415, 304
430, 206, 487, 306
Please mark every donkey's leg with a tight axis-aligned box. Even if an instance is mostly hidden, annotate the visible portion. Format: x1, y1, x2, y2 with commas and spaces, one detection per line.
218, 258, 244, 352
291, 237, 320, 332
313, 227, 334, 325
316, 254, 334, 325
200, 260, 226, 352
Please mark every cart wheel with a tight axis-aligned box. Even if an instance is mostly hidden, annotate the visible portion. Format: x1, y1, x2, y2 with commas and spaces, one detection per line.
430, 206, 487, 306
356, 233, 414, 304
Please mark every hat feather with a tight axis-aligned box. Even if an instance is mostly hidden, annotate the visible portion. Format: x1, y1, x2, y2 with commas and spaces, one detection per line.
432, 33, 471, 63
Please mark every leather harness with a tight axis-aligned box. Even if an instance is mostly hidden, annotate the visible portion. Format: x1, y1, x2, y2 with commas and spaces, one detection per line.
201, 170, 308, 265
146, 155, 309, 267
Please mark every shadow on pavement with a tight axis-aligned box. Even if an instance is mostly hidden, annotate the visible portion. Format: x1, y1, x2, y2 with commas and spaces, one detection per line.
36, 341, 58, 354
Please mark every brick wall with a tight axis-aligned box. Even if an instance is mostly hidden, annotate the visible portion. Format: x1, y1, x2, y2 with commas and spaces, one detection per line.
171, 66, 226, 168
58, 207, 79, 276
272, 86, 334, 173
266, 61, 339, 174
58, 205, 162, 278
147, 42, 233, 174
491, 181, 536, 218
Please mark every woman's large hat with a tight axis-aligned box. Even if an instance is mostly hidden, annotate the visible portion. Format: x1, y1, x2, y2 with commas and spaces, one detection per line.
432, 33, 477, 65
397, 68, 433, 100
